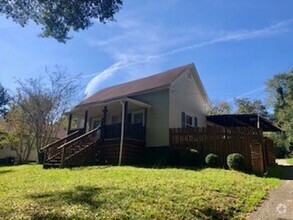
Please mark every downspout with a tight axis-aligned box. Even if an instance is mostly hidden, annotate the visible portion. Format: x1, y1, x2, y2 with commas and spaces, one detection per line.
118, 101, 125, 166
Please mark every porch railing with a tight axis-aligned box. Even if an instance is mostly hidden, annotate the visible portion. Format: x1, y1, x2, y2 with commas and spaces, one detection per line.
58, 126, 101, 167
41, 129, 83, 162
104, 122, 145, 141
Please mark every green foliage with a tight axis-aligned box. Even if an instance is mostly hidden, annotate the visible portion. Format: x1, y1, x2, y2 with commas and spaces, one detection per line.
287, 158, 293, 165
13, 68, 79, 161
266, 70, 293, 148
205, 153, 220, 167
234, 98, 270, 118
0, 105, 34, 164
0, 0, 123, 42
265, 165, 284, 179
275, 146, 290, 159
0, 83, 10, 117
181, 148, 200, 167
208, 101, 232, 115
0, 165, 280, 219
227, 153, 245, 171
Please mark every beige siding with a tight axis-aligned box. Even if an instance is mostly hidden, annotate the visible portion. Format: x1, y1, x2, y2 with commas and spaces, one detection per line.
169, 69, 208, 128
132, 89, 169, 147
0, 146, 37, 161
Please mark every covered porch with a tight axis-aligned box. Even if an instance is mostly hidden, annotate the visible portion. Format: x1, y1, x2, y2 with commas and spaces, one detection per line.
68, 97, 152, 142
66, 97, 152, 165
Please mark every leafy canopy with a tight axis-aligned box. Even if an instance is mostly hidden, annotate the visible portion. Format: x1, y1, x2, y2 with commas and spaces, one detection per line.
0, 0, 123, 42
0, 83, 10, 117
267, 70, 293, 147
234, 98, 269, 118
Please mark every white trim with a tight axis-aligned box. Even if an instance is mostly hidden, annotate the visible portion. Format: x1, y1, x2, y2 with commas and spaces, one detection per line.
185, 114, 193, 127
131, 110, 145, 126
118, 101, 125, 166
72, 97, 152, 112
170, 64, 211, 107
91, 117, 101, 129
111, 114, 120, 124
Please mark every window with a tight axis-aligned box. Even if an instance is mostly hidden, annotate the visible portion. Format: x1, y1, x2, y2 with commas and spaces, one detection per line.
194, 117, 198, 127
92, 118, 101, 129
186, 115, 193, 127
111, 115, 119, 124
132, 111, 144, 125
181, 112, 198, 128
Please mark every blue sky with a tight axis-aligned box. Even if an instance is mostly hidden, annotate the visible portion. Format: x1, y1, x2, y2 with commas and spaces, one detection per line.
0, 0, 292, 104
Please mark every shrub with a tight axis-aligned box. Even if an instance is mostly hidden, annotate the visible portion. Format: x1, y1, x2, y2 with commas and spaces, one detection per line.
227, 153, 245, 171
205, 153, 219, 167
181, 149, 200, 167
275, 146, 290, 159
166, 148, 181, 166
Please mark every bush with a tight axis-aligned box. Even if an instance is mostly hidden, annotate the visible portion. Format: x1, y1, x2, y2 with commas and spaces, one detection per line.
166, 148, 181, 166
205, 153, 219, 167
181, 149, 200, 167
275, 146, 290, 159
227, 153, 245, 171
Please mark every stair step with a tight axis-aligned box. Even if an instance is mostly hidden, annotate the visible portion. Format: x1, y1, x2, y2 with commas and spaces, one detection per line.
43, 163, 61, 169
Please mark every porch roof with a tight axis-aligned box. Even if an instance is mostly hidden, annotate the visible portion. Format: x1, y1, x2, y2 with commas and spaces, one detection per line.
72, 97, 152, 112
207, 114, 282, 132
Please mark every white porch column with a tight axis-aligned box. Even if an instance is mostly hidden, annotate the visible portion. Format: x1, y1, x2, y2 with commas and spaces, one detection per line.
118, 101, 127, 165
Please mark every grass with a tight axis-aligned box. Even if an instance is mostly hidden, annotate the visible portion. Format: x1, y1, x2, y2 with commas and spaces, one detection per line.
0, 165, 280, 220
287, 157, 293, 165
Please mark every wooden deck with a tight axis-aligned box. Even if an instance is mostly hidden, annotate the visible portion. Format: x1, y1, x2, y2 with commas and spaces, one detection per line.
41, 124, 146, 168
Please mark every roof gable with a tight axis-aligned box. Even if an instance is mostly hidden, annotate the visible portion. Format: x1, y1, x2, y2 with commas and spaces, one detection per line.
77, 63, 193, 107
170, 63, 210, 105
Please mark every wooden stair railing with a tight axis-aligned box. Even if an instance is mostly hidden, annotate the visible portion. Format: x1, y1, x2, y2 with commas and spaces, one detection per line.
58, 126, 101, 167
41, 129, 83, 164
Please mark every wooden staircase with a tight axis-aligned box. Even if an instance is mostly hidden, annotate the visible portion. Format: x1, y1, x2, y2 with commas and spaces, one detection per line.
41, 127, 101, 168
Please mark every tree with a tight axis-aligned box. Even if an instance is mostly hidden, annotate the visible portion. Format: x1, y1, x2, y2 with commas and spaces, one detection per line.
14, 67, 80, 162
0, 105, 35, 163
266, 70, 293, 149
0, 83, 10, 117
234, 98, 269, 118
208, 101, 232, 115
0, 0, 123, 42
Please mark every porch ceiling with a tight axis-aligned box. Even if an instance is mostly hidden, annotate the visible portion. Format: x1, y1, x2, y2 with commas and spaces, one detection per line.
207, 114, 282, 132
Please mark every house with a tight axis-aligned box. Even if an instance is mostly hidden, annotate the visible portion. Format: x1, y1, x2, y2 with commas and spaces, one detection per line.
42, 63, 280, 169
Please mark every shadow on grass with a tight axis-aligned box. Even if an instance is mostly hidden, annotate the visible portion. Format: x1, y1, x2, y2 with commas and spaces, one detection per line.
127, 163, 206, 172
267, 164, 293, 180
30, 185, 102, 209
31, 212, 73, 220
0, 169, 13, 175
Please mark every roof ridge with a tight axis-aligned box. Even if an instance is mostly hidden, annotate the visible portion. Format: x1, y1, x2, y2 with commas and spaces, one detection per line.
77, 63, 193, 106
97, 63, 192, 93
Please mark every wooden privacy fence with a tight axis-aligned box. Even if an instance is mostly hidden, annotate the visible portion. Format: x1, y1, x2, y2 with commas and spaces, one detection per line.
169, 127, 273, 171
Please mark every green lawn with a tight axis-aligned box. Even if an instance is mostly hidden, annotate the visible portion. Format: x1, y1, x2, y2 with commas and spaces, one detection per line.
0, 165, 280, 220
287, 158, 293, 165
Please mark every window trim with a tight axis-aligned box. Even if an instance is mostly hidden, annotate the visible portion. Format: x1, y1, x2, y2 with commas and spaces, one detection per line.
131, 110, 145, 126
111, 114, 120, 124
185, 114, 193, 127
91, 117, 101, 129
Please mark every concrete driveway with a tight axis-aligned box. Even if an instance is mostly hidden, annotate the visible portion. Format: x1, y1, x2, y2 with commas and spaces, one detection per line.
247, 159, 293, 220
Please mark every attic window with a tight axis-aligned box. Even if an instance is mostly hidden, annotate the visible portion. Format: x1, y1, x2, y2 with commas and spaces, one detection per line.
186, 72, 192, 80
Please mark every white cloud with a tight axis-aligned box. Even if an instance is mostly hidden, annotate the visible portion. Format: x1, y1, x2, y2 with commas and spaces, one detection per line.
84, 18, 293, 97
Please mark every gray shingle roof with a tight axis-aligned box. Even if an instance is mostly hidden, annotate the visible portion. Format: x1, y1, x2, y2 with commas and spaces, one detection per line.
77, 63, 192, 106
